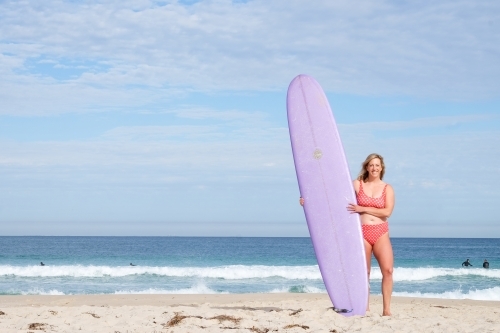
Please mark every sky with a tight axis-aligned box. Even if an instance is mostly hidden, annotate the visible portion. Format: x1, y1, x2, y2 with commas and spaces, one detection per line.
0, 0, 499, 237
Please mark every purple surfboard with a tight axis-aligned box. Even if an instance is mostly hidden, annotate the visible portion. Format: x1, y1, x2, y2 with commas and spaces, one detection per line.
286, 74, 368, 316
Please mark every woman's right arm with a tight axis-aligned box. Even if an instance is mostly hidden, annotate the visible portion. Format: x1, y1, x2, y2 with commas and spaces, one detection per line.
348, 185, 395, 219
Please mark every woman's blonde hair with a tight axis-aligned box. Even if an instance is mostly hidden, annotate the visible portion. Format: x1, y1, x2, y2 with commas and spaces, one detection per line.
357, 153, 385, 181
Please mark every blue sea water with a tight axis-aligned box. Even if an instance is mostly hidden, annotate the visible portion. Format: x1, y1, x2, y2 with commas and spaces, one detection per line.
0, 237, 499, 300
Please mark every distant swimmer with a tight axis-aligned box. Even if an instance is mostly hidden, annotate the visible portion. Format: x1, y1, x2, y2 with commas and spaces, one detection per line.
130, 263, 136, 266
483, 259, 489, 269
462, 259, 472, 267
40, 262, 45, 266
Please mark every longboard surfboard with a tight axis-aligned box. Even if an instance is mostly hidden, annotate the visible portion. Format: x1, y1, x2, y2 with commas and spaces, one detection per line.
286, 74, 368, 316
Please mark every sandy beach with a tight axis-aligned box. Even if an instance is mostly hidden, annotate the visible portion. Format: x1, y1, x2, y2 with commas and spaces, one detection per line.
0, 294, 498, 333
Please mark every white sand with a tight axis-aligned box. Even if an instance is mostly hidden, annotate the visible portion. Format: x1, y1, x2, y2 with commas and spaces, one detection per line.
0, 294, 498, 332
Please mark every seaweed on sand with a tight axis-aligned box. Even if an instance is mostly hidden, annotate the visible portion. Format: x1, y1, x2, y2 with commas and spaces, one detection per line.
208, 314, 242, 325
164, 312, 202, 327
289, 308, 303, 316
165, 313, 188, 327
248, 326, 270, 333
283, 324, 309, 330
28, 323, 48, 330
83, 312, 100, 318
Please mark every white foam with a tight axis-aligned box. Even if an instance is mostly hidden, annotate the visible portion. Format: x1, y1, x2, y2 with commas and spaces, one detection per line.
269, 285, 325, 293
0, 265, 322, 279
114, 282, 223, 295
3, 265, 499, 282
370, 267, 500, 281
393, 286, 500, 301
20, 289, 66, 295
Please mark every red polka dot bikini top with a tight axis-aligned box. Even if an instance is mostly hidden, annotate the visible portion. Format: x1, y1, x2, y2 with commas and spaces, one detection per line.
356, 180, 387, 209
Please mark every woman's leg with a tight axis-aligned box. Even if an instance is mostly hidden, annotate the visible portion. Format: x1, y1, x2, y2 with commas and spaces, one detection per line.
364, 239, 373, 312
372, 233, 394, 316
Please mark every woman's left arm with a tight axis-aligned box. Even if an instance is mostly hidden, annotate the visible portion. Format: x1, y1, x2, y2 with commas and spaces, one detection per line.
347, 185, 395, 218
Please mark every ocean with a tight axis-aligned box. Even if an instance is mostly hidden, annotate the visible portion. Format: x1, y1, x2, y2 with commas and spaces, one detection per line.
0, 237, 498, 301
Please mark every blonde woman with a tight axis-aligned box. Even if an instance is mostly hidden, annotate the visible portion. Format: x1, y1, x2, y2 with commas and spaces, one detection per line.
347, 153, 395, 316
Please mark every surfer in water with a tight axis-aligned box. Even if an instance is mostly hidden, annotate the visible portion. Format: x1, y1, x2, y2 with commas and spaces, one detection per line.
462, 259, 473, 267
347, 153, 395, 316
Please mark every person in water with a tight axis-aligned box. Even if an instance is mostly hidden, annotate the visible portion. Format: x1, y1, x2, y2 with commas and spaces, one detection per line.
462, 259, 472, 267
40, 262, 45, 266
347, 154, 395, 316
483, 259, 489, 268
299, 153, 395, 316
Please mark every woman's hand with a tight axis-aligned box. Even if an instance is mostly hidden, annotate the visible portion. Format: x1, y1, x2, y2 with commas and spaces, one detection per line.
299, 197, 304, 206
347, 203, 363, 214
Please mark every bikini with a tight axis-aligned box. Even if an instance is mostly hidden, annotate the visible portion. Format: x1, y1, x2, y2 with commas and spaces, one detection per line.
356, 180, 389, 246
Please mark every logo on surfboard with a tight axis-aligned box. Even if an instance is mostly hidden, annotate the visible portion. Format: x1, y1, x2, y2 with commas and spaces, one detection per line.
313, 149, 323, 159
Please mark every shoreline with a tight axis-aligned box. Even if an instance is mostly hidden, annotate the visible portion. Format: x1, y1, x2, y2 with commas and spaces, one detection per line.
1, 293, 499, 307
1, 294, 498, 332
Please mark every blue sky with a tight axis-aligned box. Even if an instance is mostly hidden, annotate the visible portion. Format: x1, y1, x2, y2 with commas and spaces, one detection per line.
0, 0, 499, 236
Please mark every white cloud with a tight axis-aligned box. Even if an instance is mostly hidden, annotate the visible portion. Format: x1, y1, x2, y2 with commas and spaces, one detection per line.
0, 113, 498, 233
340, 114, 498, 132
0, 140, 287, 169
1, 114, 497, 192
1, 0, 500, 115
343, 128, 500, 185
102, 125, 225, 141
171, 107, 267, 122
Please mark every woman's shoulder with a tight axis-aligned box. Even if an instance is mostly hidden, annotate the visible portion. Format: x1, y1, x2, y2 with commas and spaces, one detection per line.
383, 183, 394, 193
353, 179, 361, 191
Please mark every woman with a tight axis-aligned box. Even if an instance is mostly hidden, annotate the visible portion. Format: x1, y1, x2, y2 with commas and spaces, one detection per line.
299, 153, 394, 316
347, 153, 394, 316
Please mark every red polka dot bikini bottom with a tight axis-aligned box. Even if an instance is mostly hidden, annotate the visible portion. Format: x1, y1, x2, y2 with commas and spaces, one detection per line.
362, 222, 389, 246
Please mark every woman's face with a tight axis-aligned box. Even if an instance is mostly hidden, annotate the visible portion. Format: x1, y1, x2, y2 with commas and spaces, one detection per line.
366, 158, 382, 179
